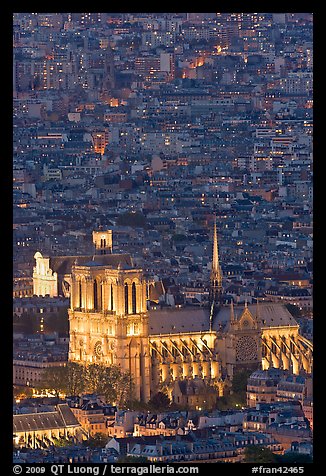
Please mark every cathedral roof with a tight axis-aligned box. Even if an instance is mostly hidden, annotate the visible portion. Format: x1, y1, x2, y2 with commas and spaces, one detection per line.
149, 307, 210, 335
148, 302, 298, 336
50, 254, 132, 274
249, 302, 298, 328
211, 306, 233, 331
213, 302, 298, 330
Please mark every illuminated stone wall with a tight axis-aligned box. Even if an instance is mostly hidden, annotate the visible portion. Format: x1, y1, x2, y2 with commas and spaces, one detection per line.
68, 263, 150, 402
32, 252, 58, 297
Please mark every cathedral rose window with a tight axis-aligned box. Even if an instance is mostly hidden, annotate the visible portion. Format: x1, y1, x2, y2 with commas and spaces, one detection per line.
94, 341, 103, 357
236, 335, 258, 362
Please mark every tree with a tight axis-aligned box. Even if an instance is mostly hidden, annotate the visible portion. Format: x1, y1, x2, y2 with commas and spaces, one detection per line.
214, 392, 245, 411
114, 370, 134, 407
243, 445, 278, 463
36, 361, 133, 403
232, 368, 253, 393
64, 362, 86, 396
229, 368, 254, 406
37, 365, 67, 397
124, 399, 149, 411
36, 363, 85, 397
83, 433, 108, 448
13, 385, 33, 400
214, 395, 232, 411
53, 436, 74, 447
148, 391, 171, 410
214, 369, 253, 411
84, 363, 113, 400
84, 363, 133, 406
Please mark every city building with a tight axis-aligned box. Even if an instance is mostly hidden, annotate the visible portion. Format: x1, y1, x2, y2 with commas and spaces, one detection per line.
246, 368, 287, 407
13, 403, 86, 449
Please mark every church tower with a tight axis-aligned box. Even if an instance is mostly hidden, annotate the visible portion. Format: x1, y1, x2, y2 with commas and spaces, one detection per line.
68, 259, 151, 402
92, 229, 113, 255
209, 218, 223, 320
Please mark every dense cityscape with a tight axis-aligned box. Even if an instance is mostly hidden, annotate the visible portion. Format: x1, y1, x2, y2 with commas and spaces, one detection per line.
13, 12, 313, 467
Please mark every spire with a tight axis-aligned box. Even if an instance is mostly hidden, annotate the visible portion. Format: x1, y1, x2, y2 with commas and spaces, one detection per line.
210, 215, 223, 310
212, 218, 219, 275
210, 216, 222, 289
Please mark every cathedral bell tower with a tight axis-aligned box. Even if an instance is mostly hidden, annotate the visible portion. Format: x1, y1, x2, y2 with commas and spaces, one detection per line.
68, 259, 151, 402
92, 229, 113, 255
209, 218, 223, 326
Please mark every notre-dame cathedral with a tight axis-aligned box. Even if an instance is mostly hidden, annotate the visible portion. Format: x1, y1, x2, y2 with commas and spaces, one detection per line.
32, 224, 313, 402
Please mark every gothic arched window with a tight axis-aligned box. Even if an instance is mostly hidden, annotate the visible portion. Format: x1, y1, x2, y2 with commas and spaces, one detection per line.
125, 283, 129, 315
93, 280, 98, 310
79, 281, 82, 308
99, 281, 103, 310
110, 284, 114, 311
132, 282, 137, 314
100, 238, 106, 255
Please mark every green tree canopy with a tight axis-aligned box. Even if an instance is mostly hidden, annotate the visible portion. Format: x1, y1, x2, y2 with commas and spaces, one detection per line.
124, 399, 150, 411
232, 368, 253, 394
36, 362, 133, 404
214, 392, 245, 411
244, 445, 278, 463
148, 391, 171, 410
64, 361, 86, 396
53, 436, 74, 447
13, 385, 33, 400
83, 432, 108, 448
36, 365, 67, 397
214, 368, 253, 410
84, 363, 133, 405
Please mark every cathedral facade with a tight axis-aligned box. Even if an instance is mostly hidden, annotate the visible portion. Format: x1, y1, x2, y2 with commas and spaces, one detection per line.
33, 226, 313, 403
68, 258, 151, 402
